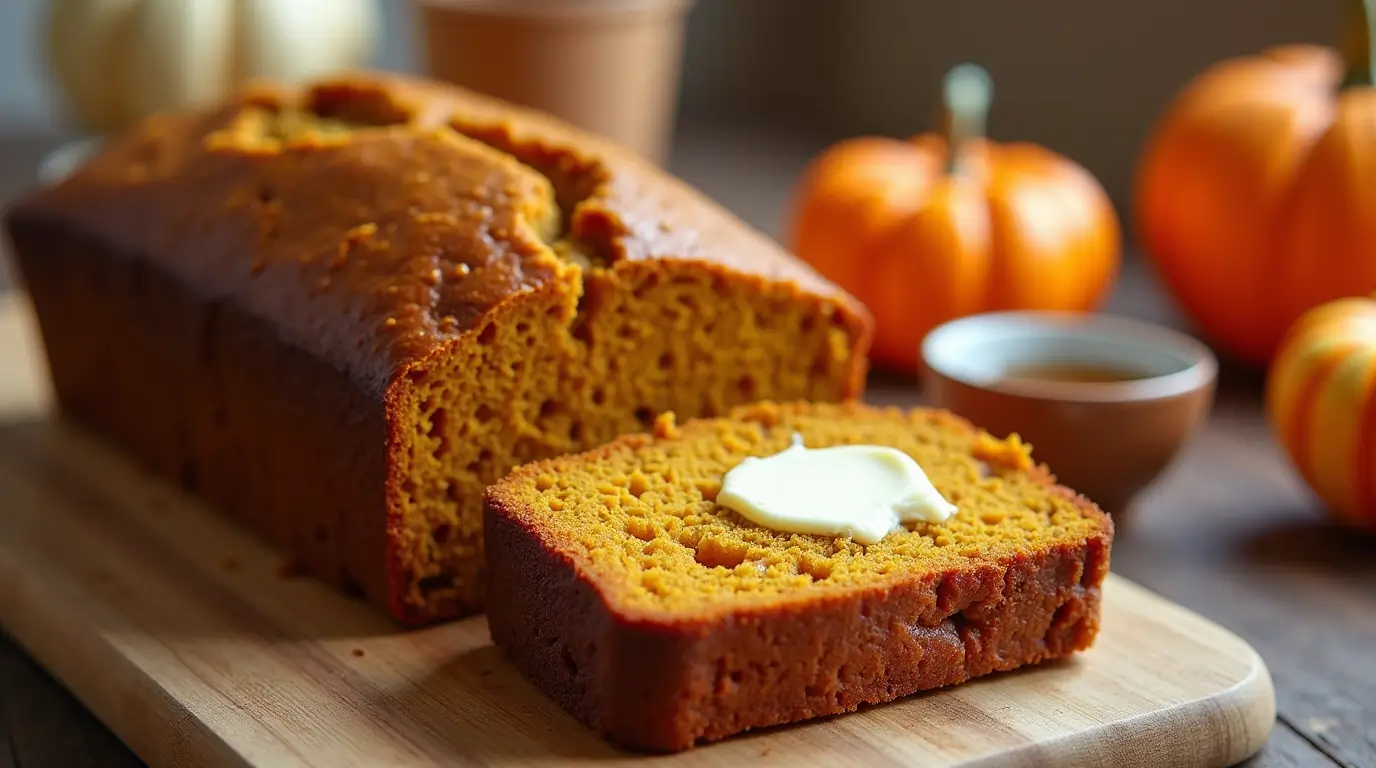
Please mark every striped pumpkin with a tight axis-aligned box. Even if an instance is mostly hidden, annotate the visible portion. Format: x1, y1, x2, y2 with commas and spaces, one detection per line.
1267, 295, 1376, 528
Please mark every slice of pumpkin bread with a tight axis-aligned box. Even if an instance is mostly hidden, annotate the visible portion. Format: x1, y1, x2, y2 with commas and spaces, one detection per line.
483, 401, 1113, 752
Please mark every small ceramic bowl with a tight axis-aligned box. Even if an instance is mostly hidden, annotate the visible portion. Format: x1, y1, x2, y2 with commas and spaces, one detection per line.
920, 311, 1218, 518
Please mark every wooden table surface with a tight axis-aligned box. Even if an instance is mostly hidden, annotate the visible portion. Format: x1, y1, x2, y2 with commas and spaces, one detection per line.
0, 129, 1372, 768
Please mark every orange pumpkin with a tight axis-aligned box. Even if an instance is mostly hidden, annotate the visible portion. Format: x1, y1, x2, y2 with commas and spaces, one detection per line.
787, 64, 1120, 373
1267, 295, 1376, 529
1136, 3, 1376, 367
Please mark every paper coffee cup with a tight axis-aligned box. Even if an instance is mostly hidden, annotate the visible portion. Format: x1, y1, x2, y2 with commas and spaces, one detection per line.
417, 0, 693, 166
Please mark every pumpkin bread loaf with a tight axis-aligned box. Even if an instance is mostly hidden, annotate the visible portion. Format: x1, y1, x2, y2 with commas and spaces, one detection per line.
4, 73, 872, 626
484, 401, 1113, 752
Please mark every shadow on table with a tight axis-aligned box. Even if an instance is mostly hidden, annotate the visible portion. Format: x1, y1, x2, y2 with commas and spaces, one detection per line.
1213, 360, 1266, 399
384, 643, 633, 762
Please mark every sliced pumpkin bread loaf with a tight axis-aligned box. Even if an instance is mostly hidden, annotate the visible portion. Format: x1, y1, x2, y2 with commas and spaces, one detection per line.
5, 73, 871, 626
484, 401, 1114, 752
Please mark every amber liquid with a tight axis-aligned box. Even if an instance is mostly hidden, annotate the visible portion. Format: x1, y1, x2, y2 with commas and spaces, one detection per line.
1002, 362, 1147, 383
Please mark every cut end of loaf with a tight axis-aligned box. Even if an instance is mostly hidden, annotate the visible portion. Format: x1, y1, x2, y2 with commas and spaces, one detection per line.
391, 266, 868, 624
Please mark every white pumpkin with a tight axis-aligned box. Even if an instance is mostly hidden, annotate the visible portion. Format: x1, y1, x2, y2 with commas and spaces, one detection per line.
46, 0, 379, 133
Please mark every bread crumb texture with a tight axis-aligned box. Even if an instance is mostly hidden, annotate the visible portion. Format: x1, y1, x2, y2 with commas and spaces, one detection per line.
489, 401, 1110, 614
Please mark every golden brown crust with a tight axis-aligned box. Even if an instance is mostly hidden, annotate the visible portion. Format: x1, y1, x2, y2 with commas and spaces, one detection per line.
10, 72, 867, 396
483, 403, 1113, 751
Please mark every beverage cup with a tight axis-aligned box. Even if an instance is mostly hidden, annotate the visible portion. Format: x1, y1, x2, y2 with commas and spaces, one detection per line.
416, 0, 694, 165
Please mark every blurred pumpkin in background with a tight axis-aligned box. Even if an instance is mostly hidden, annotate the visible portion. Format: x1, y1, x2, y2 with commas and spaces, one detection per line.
45, 0, 379, 135
1135, 1, 1376, 367
1267, 294, 1376, 530
786, 64, 1120, 374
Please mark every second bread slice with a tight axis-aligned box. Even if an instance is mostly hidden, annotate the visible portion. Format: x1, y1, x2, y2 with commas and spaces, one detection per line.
484, 401, 1114, 752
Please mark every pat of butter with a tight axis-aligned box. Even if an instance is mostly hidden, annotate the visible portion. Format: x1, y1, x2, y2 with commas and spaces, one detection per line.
717, 433, 957, 545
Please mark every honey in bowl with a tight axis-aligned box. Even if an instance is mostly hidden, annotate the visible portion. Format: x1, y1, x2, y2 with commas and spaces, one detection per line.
1001, 362, 1151, 384
922, 311, 1220, 516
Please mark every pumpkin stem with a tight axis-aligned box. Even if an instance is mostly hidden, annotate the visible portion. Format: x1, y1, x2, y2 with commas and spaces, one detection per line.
942, 63, 993, 176
1342, 0, 1376, 87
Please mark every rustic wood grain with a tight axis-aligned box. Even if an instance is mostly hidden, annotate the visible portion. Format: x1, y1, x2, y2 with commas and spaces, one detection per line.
1243, 723, 1341, 768
0, 296, 1276, 768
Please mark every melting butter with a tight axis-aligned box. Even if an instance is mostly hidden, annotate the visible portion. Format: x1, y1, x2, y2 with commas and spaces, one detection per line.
717, 433, 957, 545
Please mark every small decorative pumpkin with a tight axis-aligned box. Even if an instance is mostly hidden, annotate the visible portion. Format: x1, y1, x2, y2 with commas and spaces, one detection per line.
1135, 0, 1376, 367
787, 63, 1120, 373
1267, 294, 1376, 529
45, 0, 379, 134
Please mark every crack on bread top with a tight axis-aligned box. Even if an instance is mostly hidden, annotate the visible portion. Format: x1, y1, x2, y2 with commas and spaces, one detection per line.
189, 78, 651, 393
207, 80, 616, 271
17, 74, 864, 396
445, 118, 616, 270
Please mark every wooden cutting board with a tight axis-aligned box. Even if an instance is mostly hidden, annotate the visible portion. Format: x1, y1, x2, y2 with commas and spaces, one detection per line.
0, 298, 1274, 767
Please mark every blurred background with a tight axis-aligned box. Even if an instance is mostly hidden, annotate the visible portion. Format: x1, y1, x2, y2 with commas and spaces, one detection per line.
0, 0, 1341, 325
0, 0, 1337, 237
